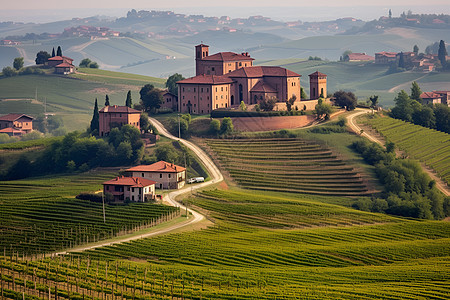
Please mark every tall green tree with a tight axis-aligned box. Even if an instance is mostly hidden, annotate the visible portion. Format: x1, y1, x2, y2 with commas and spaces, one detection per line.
220, 117, 234, 135
139, 84, 163, 113
398, 52, 405, 68
300, 87, 308, 100
51, 47, 55, 57
315, 98, 332, 119
90, 98, 99, 133
369, 95, 379, 109
56, 46, 62, 57
105, 95, 110, 106
410, 81, 422, 102
438, 40, 447, 68
413, 45, 419, 55
35, 51, 50, 65
333, 90, 357, 111
125, 90, 132, 108
165, 73, 185, 96
391, 90, 419, 122
13, 57, 24, 70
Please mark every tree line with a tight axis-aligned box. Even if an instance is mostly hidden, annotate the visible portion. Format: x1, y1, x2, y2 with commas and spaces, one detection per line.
390, 82, 450, 134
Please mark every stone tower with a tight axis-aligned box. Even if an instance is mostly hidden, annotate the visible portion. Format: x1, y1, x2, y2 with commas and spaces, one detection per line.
195, 44, 209, 76
308, 71, 327, 100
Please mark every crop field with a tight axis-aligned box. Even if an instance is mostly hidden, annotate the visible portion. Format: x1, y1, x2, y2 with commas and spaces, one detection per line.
365, 116, 450, 185
0, 171, 179, 256
206, 138, 369, 196
1, 189, 446, 299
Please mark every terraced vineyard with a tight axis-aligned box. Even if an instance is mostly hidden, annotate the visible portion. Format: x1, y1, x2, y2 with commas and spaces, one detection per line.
0, 171, 179, 256
365, 116, 450, 185
3, 189, 444, 299
207, 138, 369, 196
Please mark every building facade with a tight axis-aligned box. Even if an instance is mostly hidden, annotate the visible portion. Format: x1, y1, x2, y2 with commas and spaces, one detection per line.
103, 176, 156, 202
0, 114, 33, 136
309, 71, 327, 100
125, 161, 186, 189
161, 92, 179, 111
99, 105, 141, 136
178, 44, 307, 114
47, 56, 75, 74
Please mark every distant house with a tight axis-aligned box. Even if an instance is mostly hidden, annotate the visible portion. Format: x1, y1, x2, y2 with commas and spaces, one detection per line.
47, 56, 75, 74
433, 91, 450, 106
161, 92, 178, 111
99, 105, 141, 136
375, 52, 397, 64
103, 176, 156, 202
420, 92, 441, 105
125, 161, 186, 189
347, 53, 374, 62
0, 113, 33, 136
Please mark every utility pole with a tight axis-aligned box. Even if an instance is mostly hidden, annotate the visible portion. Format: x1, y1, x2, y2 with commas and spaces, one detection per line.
178, 114, 181, 139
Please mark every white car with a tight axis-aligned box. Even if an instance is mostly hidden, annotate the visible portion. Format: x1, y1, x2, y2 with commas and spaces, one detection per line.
187, 177, 205, 184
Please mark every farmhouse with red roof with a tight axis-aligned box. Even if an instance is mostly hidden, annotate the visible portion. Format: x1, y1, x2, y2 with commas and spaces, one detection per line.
346, 53, 374, 62
102, 176, 156, 202
125, 161, 186, 189
47, 56, 75, 74
99, 105, 141, 136
420, 92, 442, 105
0, 113, 33, 136
177, 44, 328, 114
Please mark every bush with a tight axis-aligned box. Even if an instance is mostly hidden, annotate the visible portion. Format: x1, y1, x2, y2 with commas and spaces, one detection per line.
76, 192, 114, 203
209, 119, 221, 135
2, 66, 18, 77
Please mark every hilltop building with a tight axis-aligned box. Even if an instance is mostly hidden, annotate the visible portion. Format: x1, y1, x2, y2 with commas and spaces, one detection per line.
177, 44, 327, 114
420, 91, 450, 106
0, 113, 33, 136
309, 71, 327, 100
99, 105, 141, 136
346, 53, 374, 62
125, 161, 186, 189
47, 56, 75, 74
102, 176, 156, 202
161, 92, 179, 111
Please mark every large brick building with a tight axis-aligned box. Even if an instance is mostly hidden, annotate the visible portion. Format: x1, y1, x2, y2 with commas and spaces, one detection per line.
125, 161, 186, 190
0, 113, 33, 136
99, 105, 141, 136
178, 44, 324, 114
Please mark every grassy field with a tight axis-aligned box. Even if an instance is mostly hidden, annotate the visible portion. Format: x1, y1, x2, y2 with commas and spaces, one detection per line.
206, 137, 370, 196
2, 188, 447, 299
0, 170, 179, 255
364, 115, 450, 185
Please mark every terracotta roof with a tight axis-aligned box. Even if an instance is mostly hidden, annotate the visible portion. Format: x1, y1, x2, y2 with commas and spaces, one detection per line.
0, 113, 34, 122
250, 81, 277, 93
163, 92, 178, 98
375, 52, 397, 58
201, 52, 254, 62
55, 62, 74, 68
420, 92, 441, 99
308, 71, 327, 77
103, 176, 156, 187
48, 56, 73, 61
347, 53, 374, 61
196, 43, 209, 47
126, 161, 186, 173
177, 74, 234, 85
99, 105, 141, 113
226, 66, 300, 78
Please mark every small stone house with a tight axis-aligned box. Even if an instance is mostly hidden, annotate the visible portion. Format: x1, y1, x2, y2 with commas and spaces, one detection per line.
125, 161, 186, 189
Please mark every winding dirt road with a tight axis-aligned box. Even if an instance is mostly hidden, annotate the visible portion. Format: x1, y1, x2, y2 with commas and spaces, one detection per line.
55, 118, 222, 255
347, 109, 449, 196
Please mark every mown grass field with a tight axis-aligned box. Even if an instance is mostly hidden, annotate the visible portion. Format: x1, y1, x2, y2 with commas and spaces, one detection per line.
0, 171, 179, 255
206, 137, 370, 196
365, 115, 450, 185
2, 188, 446, 299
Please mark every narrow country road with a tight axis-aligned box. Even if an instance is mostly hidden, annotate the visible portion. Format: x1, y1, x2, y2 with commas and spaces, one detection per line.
347, 109, 450, 196
54, 118, 222, 255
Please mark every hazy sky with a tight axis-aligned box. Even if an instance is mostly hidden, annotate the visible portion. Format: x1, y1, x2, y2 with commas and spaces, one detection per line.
3, 0, 449, 10
2, 1, 449, 23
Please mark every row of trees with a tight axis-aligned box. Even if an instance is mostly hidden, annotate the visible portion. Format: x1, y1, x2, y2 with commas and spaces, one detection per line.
3, 125, 145, 180
391, 82, 450, 133
352, 140, 449, 219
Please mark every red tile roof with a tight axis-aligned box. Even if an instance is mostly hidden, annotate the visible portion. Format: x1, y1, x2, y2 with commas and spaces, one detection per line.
103, 176, 157, 187
126, 161, 186, 173
250, 81, 277, 93
308, 71, 327, 77
99, 105, 141, 113
375, 52, 397, 58
420, 92, 441, 99
177, 74, 234, 85
202, 52, 254, 62
48, 56, 74, 61
0, 113, 34, 122
55, 62, 74, 68
226, 66, 300, 78
347, 53, 375, 61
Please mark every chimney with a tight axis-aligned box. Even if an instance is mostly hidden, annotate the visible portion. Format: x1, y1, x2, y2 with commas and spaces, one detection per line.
246, 52, 249, 56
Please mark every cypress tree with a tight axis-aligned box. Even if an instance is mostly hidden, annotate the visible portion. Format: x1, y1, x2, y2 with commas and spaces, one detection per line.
438, 40, 448, 68
410, 81, 422, 102
52, 47, 55, 57
56, 46, 62, 57
398, 52, 405, 68
125, 90, 132, 108
90, 98, 99, 133
105, 95, 110, 106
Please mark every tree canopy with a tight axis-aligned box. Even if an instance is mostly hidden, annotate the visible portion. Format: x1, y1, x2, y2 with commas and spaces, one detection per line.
105, 95, 110, 106
438, 40, 448, 68
165, 73, 185, 96
56, 46, 62, 57
90, 98, 99, 134
139, 84, 163, 113
35, 51, 50, 65
333, 90, 357, 111
410, 81, 422, 102
125, 90, 132, 108
13, 57, 24, 70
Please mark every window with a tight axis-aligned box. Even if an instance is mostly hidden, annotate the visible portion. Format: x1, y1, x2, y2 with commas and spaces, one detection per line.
215, 87, 217, 92
132, 195, 134, 201
221, 87, 223, 91
183, 88, 185, 92
132, 188, 135, 192
201, 88, 203, 92
127, 187, 130, 191
194, 88, 196, 92
212, 67, 215, 71
239, 62, 242, 67
142, 173, 144, 177
216, 104, 218, 108
160, 174, 162, 178
168, 174, 171, 178
194, 104, 196, 107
